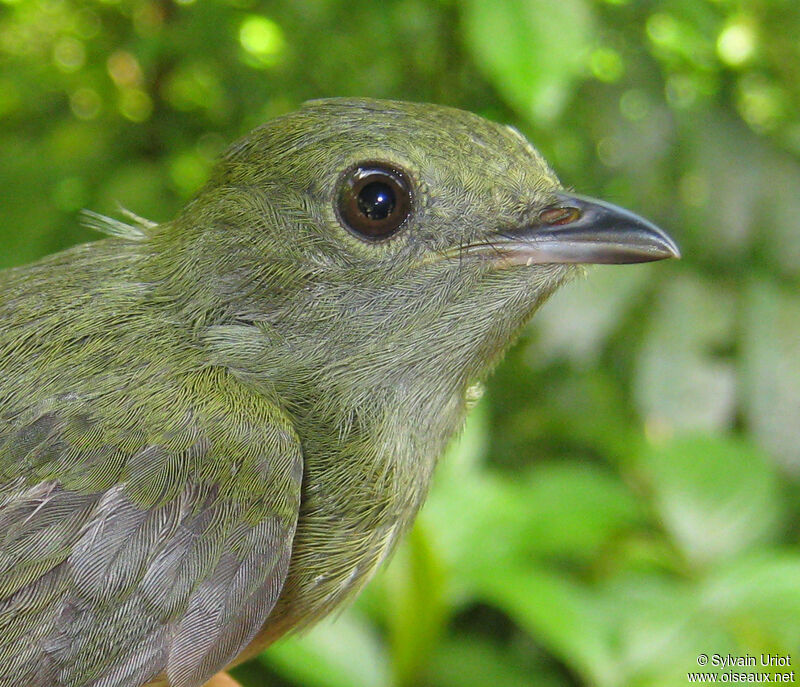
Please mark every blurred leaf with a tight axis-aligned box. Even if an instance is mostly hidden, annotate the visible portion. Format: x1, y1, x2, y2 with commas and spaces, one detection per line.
681, 113, 800, 279
593, 575, 733, 687
461, 0, 594, 124
383, 525, 448, 687
425, 458, 642, 584
580, 558, 800, 687
531, 264, 654, 366
741, 278, 800, 472
489, 358, 641, 466
701, 552, 800, 650
261, 611, 389, 687
420, 470, 517, 596
634, 272, 736, 432
427, 636, 563, 687
760, 155, 800, 280
96, 161, 173, 222
640, 434, 783, 567
474, 565, 618, 686
512, 462, 644, 559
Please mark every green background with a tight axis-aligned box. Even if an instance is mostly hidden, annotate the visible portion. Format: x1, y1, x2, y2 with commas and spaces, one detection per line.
1, 0, 799, 685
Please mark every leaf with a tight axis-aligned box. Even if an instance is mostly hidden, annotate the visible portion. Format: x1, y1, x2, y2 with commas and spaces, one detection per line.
427, 636, 563, 687
474, 565, 618, 686
476, 558, 800, 687
423, 459, 642, 586
592, 575, 734, 687
741, 279, 800, 472
260, 611, 388, 687
762, 157, 800, 280
701, 552, 800, 650
383, 525, 448, 687
461, 0, 594, 125
634, 272, 737, 432
682, 113, 800, 279
592, 555, 800, 685
510, 462, 644, 559
640, 434, 783, 568
531, 264, 655, 366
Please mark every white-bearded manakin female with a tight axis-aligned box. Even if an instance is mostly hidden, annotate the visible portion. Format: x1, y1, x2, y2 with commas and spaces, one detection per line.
0, 99, 678, 687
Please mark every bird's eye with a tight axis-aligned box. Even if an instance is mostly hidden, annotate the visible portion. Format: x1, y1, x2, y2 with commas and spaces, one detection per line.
337, 162, 412, 241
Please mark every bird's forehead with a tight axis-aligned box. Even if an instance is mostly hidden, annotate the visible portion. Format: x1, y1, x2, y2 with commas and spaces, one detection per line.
307, 99, 550, 171
227, 98, 558, 189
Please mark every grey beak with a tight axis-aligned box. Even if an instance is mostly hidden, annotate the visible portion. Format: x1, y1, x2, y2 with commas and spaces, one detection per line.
497, 192, 680, 265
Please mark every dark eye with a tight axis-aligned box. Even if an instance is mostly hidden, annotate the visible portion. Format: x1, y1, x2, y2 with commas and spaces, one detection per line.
337, 162, 412, 241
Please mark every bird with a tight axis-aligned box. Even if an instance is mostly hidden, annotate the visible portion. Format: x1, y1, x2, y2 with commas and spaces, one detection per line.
0, 98, 678, 687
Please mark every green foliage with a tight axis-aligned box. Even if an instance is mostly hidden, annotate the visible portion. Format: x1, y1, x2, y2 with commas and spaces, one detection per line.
1, 0, 798, 685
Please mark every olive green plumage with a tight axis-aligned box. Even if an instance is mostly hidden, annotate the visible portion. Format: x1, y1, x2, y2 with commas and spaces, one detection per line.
0, 98, 677, 687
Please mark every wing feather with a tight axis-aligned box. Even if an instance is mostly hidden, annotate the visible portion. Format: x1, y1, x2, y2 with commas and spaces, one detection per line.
0, 369, 302, 687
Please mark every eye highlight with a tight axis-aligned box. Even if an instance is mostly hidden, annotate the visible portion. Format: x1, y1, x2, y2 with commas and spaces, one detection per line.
337, 162, 412, 241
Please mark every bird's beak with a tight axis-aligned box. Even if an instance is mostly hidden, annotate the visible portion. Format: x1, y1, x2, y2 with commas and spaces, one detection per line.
469, 192, 680, 265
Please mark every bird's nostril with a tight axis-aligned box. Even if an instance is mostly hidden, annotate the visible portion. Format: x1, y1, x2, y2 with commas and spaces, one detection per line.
538, 206, 581, 226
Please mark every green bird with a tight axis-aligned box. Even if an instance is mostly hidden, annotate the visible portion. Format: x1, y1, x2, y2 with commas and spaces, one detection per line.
0, 98, 678, 687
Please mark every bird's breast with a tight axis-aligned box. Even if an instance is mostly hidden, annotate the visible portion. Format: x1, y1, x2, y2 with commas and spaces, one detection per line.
240, 384, 467, 659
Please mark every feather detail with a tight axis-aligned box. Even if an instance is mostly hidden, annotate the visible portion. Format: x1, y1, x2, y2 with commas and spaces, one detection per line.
80, 209, 151, 240
0, 368, 302, 687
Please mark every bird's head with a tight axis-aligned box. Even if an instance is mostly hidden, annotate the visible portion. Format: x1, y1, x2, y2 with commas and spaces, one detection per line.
155, 98, 678, 404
